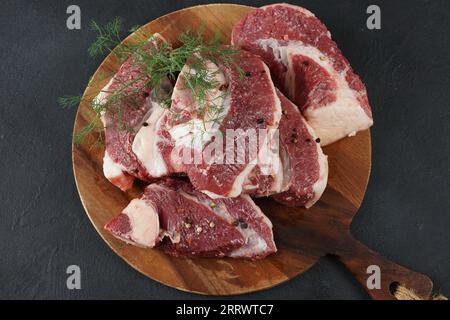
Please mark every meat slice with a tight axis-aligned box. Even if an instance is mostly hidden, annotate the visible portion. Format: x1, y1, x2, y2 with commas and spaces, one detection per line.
232, 3, 373, 146
105, 179, 277, 259
98, 34, 172, 191
272, 90, 328, 208
176, 181, 277, 259
166, 50, 283, 198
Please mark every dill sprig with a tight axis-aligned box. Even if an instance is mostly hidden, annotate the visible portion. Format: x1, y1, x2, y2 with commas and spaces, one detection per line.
88, 17, 123, 57
58, 95, 83, 109
129, 25, 141, 33
63, 17, 243, 147
74, 114, 102, 146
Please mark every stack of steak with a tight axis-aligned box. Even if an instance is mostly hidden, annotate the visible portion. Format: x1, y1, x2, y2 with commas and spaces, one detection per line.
101, 4, 373, 259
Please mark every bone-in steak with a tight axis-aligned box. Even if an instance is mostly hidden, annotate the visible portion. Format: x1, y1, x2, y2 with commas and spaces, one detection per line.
166, 50, 284, 198
98, 34, 172, 191
105, 179, 277, 259
232, 3, 373, 146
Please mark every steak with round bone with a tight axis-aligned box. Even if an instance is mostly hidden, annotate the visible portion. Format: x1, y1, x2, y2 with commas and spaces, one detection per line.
137, 50, 285, 198
232, 3, 373, 146
98, 34, 172, 191
105, 179, 277, 259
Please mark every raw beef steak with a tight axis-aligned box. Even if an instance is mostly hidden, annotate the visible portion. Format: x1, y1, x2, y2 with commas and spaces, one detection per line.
232, 3, 373, 146
97, 34, 172, 191
105, 179, 277, 259
166, 50, 284, 198
272, 89, 328, 208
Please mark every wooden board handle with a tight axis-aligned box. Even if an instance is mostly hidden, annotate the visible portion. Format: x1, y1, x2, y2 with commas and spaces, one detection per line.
336, 235, 433, 300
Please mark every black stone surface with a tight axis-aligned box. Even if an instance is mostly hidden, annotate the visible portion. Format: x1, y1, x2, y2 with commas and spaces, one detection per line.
0, 0, 449, 300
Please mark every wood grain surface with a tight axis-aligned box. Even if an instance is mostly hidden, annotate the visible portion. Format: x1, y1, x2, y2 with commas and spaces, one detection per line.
72, 4, 433, 298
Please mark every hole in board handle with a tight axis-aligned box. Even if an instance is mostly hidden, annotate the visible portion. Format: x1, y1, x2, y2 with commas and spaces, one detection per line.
389, 281, 401, 297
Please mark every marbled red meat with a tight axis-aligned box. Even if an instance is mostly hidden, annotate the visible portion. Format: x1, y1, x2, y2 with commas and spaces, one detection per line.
232, 3, 373, 146
164, 50, 284, 198
98, 34, 172, 191
105, 179, 277, 259
272, 89, 328, 208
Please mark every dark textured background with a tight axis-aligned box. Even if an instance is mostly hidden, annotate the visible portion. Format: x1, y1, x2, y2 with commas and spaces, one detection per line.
1, 0, 449, 300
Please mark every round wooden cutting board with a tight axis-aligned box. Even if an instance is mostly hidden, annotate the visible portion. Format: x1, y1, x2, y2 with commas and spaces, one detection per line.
73, 4, 433, 298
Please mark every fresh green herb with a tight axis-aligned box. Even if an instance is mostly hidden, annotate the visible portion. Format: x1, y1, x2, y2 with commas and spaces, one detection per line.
73, 114, 102, 146
58, 95, 83, 109
64, 17, 243, 146
129, 25, 141, 33
88, 17, 123, 58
